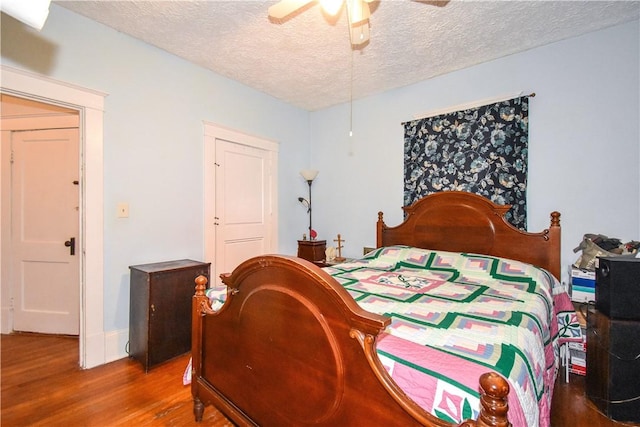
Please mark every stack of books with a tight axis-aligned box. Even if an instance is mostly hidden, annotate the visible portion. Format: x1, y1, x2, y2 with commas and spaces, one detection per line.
570, 266, 595, 303
569, 341, 587, 376
568, 302, 588, 376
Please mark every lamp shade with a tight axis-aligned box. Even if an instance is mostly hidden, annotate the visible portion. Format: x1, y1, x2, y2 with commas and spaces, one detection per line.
300, 169, 319, 182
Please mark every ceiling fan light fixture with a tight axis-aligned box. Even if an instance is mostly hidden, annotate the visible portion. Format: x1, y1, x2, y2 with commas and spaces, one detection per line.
319, 0, 343, 16
346, 0, 369, 25
268, 0, 374, 48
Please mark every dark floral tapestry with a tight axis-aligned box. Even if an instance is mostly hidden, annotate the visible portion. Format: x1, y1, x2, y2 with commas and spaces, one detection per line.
403, 96, 529, 229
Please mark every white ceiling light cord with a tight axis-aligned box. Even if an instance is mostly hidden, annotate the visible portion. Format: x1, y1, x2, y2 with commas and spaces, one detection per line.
349, 47, 354, 138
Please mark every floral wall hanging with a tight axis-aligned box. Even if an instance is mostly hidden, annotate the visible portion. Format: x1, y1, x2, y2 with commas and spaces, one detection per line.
403, 96, 530, 229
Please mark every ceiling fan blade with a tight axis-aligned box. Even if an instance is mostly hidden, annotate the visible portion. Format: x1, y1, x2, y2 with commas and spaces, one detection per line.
268, 0, 315, 19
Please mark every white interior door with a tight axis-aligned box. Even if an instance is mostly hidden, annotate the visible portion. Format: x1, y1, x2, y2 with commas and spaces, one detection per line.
11, 128, 80, 335
215, 140, 270, 280
204, 124, 278, 287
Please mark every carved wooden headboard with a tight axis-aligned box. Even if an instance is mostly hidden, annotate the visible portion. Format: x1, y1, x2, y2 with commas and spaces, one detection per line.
376, 191, 561, 279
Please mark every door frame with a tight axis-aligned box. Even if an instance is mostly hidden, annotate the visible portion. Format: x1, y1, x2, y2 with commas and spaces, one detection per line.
203, 122, 279, 279
0, 65, 106, 369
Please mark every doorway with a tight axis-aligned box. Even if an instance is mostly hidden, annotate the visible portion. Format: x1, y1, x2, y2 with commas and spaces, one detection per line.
1, 65, 106, 368
1, 95, 80, 335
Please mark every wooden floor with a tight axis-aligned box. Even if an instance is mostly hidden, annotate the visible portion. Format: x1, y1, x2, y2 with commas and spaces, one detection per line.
1, 333, 639, 427
551, 371, 640, 427
1, 333, 232, 426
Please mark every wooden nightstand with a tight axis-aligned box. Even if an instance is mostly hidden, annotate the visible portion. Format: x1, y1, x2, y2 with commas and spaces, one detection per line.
297, 239, 326, 264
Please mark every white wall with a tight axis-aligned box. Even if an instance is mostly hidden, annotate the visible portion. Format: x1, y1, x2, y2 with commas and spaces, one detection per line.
310, 20, 640, 284
1, 4, 311, 336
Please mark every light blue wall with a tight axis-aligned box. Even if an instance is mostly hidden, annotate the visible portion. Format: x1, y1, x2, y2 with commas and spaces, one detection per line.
2, 3, 638, 336
1, 5, 311, 332
310, 20, 640, 284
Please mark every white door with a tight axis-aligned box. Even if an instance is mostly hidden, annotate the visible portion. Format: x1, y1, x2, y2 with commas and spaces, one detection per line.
11, 128, 80, 335
204, 124, 278, 287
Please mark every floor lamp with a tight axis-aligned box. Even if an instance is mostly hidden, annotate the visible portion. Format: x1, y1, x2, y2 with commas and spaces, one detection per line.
299, 169, 318, 239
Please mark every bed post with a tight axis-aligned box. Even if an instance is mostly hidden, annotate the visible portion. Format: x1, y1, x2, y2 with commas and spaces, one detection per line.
376, 211, 385, 248
191, 275, 209, 422
548, 211, 561, 280
475, 372, 511, 427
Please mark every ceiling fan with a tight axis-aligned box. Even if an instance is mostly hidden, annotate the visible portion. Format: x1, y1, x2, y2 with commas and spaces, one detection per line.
268, 0, 374, 47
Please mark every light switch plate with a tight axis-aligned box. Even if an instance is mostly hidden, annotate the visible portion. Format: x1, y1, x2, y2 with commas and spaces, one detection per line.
117, 202, 129, 218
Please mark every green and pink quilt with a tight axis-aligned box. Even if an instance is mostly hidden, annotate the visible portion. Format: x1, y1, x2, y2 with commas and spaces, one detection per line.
190, 245, 581, 426
324, 246, 582, 427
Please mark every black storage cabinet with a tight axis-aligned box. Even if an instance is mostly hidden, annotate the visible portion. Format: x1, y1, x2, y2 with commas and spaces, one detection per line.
587, 256, 640, 423
129, 259, 210, 371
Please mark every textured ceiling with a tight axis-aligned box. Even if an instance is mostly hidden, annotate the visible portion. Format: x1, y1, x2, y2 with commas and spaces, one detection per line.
55, 1, 639, 111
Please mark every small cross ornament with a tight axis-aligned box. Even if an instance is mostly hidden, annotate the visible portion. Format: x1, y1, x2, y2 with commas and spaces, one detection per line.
334, 234, 346, 262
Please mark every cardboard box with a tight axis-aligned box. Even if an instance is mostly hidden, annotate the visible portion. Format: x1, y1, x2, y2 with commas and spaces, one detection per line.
569, 347, 586, 376
568, 326, 587, 376
569, 363, 586, 376
572, 277, 595, 288
568, 341, 586, 352
570, 266, 596, 280
571, 288, 595, 303
570, 266, 596, 302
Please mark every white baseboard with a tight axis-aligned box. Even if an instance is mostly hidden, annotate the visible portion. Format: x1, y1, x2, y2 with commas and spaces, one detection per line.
83, 331, 106, 369
104, 328, 129, 363
0, 305, 12, 334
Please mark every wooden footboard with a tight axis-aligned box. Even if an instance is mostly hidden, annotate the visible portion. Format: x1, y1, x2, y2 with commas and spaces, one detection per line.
191, 256, 511, 427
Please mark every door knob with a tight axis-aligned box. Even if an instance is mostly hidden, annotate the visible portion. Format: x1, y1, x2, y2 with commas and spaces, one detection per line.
64, 237, 76, 256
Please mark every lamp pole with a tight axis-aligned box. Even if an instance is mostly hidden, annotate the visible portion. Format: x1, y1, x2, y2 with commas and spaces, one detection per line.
306, 179, 313, 238
299, 169, 319, 239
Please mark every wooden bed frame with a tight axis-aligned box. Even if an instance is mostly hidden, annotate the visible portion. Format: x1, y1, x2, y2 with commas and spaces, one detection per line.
191, 191, 561, 427
377, 191, 561, 280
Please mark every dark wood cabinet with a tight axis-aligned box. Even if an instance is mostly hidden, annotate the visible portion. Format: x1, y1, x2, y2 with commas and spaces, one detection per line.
586, 308, 640, 422
297, 239, 326, 264
129, 259, 210, 371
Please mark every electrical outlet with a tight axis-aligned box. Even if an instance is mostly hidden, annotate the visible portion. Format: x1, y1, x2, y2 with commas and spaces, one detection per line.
117, 202, 129, 218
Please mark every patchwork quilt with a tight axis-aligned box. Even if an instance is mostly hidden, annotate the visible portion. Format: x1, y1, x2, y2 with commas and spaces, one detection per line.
324, 246, 582, 427
187, 246, 581, 427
